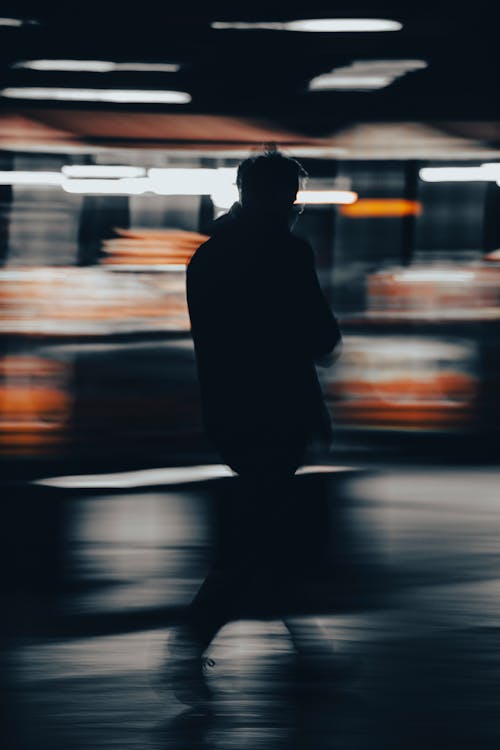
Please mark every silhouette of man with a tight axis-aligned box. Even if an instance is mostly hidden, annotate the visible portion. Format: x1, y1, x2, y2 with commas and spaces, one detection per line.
162, 151, 342, 706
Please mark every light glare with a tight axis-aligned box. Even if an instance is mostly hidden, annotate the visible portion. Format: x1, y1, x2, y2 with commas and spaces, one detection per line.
1, 87, 191, 104
419, 167, 498, 182
0, 171, 64, 185
61, 178, 151, 194
212, 18, 402, 32
0, 17, 24, 27
62, 165, 146, 178
13, 59, 181, 73
296, 190, 358, 204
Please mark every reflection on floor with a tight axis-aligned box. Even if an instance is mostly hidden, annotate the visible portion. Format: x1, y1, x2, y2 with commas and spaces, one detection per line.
3, 464, 500, 749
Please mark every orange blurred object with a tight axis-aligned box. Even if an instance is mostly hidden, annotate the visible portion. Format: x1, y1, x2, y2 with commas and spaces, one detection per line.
0, 356, 71, 454
340, 198, 422, 217
101, 228, 208, 267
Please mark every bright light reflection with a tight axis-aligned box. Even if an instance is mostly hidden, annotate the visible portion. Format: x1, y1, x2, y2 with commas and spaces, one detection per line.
13, 59, 181, 73
0, 17, 24, 27
296, 189, 358, 204
212, 18, 402, 32
61, 177, 151, 194
1, 87, 191, 103
393, 270, 476, 282
148, 167, 237, 196
309, 75, 392, 90
286, 18, 402, 32
0, 171, 64, 185
62, 165, 146, 178
309, 59, 427, 91
34, 464, 353, 489
419, 166, 498, 182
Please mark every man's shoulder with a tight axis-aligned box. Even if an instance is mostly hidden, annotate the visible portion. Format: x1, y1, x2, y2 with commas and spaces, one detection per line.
187, 236, 216, 271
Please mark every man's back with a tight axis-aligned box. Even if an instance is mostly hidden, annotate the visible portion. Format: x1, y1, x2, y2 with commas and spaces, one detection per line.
187, 202, 341, 465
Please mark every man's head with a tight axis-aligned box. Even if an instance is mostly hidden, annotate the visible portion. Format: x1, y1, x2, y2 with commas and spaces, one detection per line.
236, 150, 307, 216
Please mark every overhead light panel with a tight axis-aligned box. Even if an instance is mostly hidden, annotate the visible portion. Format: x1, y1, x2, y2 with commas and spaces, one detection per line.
419, 166, 500, 182
0, 87, 191, 103
309, 59, 427, 91
0, 171, 64, 186
13, 59, 181, 73
212, 18, 402, 32
0, 17, 24, 27
296, 190, 358, 205
148, 168, 237, 196
62, 165, 146, 178
61, 178, 151, 195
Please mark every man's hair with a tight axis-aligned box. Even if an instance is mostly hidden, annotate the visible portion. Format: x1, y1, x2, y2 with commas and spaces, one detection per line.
236, 150, 308, 208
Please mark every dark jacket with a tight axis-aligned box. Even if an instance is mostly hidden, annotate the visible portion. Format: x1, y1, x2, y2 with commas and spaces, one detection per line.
186, 203, 341, 463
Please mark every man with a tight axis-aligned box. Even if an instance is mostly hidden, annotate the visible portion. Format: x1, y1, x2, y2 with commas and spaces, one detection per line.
163, 151, 342, 706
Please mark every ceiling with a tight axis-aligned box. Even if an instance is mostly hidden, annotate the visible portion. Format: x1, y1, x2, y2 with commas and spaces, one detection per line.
0, 2, 498, 152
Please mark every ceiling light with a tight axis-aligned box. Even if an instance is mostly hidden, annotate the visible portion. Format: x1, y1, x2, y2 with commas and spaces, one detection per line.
309, 75, 392, 90
148, 167, 236, 195
0, 18, 24, 27
0, 171, 64, 185
13, 59, 181, 73
61, 178, 151, 194
296, 190, 358, 204
212, 19, 401, 32
309, 59, 427, 91
419, 167, 496, 182
0, 87, 191, 103
285, 19, 402, 32
479, 163, 500, 178
62, 165, 146, 178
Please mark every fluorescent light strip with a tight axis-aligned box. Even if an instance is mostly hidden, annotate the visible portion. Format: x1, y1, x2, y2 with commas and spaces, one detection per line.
309, 75, 392, 90
0, 17, 24, 27
13, 59, 181, 73
61, 178, 151, 194
309, 59, 427, 92
296, 190, 357, 204
148, 167, 236, 195
0, 171, 64, 185
212, 18, 402, 32
419, 166, 500, 182
1, 87, 191, 103
62, 165, 146, 178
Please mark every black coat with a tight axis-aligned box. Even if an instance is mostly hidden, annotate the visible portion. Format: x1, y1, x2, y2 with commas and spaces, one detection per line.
186, 203, 341, 468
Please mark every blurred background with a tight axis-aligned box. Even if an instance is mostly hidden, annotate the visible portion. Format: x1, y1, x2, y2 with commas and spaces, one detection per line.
2, 4, 500, 749
0, 1, 499, 473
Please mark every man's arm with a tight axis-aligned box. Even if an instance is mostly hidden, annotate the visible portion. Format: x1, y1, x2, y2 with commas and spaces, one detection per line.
299, 242, 342, 362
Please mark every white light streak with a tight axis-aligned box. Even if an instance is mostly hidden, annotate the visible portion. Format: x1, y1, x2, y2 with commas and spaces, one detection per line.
393, 270, 476, 282
13, 59, 181, 73
285, 18, 402, 32
61, 177, 151, 194
0, 17, 24, 27
148, 167, 237, 196
419, 167, 498, 182
62, 165, 146, 178
309, 75, 392, 90
212, 18, 402, 32
0, 87, 191, 103
0, 171, 64, 185
309, 59, 427, 91
296, 189, 358, 204
479, 163, 500, 179
34, 463, 352, 489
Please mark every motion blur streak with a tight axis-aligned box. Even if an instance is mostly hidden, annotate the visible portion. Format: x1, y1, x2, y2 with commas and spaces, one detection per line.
4, 465, 500, 750
340, 198, 422, 216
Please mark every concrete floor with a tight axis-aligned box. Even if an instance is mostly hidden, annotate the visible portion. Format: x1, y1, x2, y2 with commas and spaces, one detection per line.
3, 463, 500, 749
